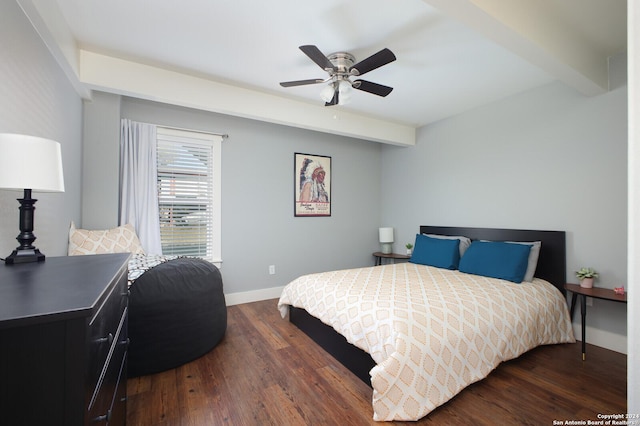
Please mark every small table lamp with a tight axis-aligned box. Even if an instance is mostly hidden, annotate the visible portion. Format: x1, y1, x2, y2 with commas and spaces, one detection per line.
379, 227, 394, 254
0, 134, 65, 264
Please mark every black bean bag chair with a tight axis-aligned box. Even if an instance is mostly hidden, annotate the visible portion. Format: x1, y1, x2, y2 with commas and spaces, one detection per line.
127, 257, 226, 377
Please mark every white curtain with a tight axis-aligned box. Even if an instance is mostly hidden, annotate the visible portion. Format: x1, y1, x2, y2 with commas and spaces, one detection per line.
119, 119, 163, 255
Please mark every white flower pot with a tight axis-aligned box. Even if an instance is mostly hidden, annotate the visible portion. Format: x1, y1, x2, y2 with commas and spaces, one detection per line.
580, 277, 594, 288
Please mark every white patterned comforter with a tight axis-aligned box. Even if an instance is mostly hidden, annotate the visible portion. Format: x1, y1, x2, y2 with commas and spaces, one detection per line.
277, 263, 575, 421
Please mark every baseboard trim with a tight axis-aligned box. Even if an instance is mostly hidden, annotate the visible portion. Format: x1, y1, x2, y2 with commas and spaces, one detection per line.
225, 286, 285, 306
572, 322, 628, 354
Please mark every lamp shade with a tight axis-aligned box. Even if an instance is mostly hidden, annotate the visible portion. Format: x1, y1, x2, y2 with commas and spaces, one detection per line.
379, 227, 394, 243
337, 80, 352, 105
320, 83, 336, 103
0, 134, 65, 192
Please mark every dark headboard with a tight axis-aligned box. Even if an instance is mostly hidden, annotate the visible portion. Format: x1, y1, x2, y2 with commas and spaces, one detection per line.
419, 226, 566, 295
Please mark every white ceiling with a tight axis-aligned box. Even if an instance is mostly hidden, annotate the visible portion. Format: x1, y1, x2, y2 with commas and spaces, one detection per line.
20, 0, 626, 144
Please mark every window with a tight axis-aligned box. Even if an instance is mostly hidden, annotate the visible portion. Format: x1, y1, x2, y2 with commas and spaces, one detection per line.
156, 127, 222, 265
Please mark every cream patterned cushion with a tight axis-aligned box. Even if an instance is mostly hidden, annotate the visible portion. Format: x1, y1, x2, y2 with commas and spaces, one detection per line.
68, 222, 145, 256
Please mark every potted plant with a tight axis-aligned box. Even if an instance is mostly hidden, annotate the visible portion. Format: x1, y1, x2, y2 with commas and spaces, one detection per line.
405, 243, 413, 256
576, 267, 598, 288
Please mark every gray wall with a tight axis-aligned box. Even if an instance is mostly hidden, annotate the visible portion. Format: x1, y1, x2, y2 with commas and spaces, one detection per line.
82, 95, 383, 294
0, 0, 82, 258
82, 92, 121, 229
380, 79, 628, 352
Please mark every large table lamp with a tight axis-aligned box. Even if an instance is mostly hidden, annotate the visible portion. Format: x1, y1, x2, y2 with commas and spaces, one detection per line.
0, 134, 65, 264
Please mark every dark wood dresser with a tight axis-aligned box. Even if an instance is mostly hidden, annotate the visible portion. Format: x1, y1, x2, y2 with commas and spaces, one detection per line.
0, 253, 130, 425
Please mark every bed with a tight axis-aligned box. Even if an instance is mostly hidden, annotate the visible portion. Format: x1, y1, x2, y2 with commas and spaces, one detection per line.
67, 223, 227, 377
277, 226, 575, 421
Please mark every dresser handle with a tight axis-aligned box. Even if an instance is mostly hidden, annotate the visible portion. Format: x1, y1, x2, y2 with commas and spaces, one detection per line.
95, 332, 113, 345
92, 408, 112, 423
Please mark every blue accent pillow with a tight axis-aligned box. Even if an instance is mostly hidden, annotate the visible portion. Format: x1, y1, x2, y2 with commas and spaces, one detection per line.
409, 234, 460, 270
459, 241, 532, 283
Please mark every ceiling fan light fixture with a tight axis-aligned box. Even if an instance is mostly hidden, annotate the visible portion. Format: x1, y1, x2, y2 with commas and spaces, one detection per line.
338, 80, 352, 105
320, 83, 336, 103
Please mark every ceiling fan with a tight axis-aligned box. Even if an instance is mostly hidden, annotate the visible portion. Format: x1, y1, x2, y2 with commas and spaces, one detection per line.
280, 45, 396, 106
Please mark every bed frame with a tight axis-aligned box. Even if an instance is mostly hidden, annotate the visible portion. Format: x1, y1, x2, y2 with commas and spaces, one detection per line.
289, 225, 566, 384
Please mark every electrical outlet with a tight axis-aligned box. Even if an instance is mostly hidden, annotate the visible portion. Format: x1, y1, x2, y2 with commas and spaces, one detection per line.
269, 265, 275, 275
586, 296, 593, 306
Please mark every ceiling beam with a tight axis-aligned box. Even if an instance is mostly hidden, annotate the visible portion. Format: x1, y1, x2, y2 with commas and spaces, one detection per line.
80, 51, 415, 146
424, 0, 610, 96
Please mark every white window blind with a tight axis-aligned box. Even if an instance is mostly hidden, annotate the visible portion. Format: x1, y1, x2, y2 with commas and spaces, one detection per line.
156, 127, 222, 264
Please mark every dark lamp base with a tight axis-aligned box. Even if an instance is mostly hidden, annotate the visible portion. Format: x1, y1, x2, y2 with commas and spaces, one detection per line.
4, 188, 47, 265
4, 248, 45, 264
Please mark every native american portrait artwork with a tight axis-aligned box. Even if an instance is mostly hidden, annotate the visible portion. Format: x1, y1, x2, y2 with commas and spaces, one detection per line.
294, 153, 331, 217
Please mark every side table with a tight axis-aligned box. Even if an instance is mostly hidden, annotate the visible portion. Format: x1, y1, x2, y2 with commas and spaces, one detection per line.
373, 252, 411, 266
564, 283, 627, 361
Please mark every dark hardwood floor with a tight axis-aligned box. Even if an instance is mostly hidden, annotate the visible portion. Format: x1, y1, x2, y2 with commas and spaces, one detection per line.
127, 299, 626, 425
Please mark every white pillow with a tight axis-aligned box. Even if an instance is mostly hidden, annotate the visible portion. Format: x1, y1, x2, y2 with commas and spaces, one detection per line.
68, 222, 145, 256
423, 233, 471, 258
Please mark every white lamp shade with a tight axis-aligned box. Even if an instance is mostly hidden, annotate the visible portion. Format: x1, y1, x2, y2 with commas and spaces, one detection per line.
320, 84, 336, 102
379, 227, 394, 243
337, 80, 353, 105
0, 134, 65, 192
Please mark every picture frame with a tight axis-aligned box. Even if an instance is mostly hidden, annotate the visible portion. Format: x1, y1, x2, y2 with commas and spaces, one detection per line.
294, 153, 331, 217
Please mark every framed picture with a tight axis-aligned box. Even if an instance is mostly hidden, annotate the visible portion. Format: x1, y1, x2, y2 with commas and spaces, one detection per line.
294, 153, 331, 217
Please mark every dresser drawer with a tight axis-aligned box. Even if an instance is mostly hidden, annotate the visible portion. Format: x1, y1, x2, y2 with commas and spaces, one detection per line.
87, 270, 128, 391
88, 307, 128, 424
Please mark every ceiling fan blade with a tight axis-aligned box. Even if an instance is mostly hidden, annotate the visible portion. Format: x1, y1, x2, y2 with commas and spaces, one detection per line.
353, 80, 394, 97
325, 90, 339, 106
350, 48, 396, 76
299, 45, 336, 71
280, 79, 325, 87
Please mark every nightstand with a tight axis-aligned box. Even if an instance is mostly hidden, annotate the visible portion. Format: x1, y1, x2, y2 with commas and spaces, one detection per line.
564, 283, 627, 361
372, 252, 411, 266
